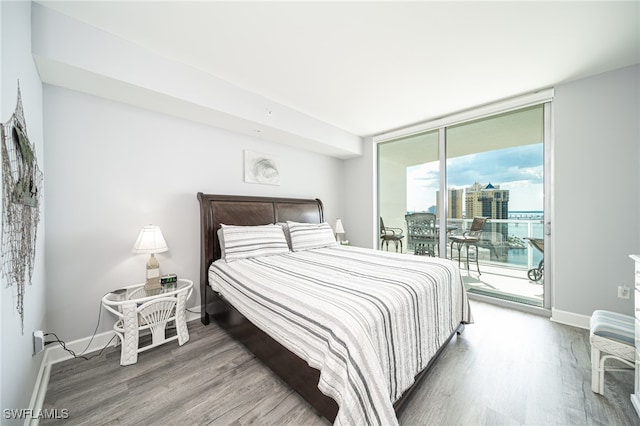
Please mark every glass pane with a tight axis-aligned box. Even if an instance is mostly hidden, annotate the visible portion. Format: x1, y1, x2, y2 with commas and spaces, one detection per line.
446, 105, 544, 306
378, 130, 439, 253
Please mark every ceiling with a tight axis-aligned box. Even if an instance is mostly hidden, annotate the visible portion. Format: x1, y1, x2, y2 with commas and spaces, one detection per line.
34, 1, 639, 156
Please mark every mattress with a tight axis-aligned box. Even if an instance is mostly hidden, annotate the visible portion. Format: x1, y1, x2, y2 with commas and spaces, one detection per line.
208, 245, 472, 426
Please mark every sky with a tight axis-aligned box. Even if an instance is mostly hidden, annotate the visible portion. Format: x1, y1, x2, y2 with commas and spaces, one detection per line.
407, 143, 544, 213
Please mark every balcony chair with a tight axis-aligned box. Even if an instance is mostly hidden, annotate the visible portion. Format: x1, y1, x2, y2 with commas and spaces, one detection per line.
380, 217, 404, 252
449, 216, 488, 274
405, 212, 438, 256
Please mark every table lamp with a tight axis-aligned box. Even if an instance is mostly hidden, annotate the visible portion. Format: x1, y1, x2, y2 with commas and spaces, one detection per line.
132, 225, 169, 291
334, 219, 345, 244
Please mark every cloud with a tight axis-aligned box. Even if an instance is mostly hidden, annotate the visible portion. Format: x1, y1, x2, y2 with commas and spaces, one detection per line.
448, 144, 543, 187
406, 143, 544, 211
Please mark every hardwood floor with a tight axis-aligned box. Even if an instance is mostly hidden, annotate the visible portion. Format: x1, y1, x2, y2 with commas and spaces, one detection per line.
42, 301, 638, 425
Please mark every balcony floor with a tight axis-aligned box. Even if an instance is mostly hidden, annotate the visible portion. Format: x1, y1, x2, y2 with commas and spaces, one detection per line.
455, 261, 544, 307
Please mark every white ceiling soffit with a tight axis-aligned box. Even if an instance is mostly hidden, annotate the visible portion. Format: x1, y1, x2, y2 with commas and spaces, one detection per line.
32, 1, 639, 159
31, 3, 363, 159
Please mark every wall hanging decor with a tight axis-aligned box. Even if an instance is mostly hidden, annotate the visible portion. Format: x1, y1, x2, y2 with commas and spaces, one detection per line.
0, 82, 43, 334
244, 150, 280, 185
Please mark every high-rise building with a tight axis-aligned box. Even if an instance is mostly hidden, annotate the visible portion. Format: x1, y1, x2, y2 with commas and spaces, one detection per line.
465, 182, 509, 219
465, 182, 510, 260
436, 188, 465, 219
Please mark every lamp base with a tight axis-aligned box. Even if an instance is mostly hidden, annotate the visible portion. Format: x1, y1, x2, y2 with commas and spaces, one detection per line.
144, 278, 161, 292
144, 253, 161, 292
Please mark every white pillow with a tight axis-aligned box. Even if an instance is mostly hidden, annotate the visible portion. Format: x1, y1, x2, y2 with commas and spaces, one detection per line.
220, 224, 290, 262
287, 221, 337, 252
276, 222, 292, 250
217, 228, 226, 259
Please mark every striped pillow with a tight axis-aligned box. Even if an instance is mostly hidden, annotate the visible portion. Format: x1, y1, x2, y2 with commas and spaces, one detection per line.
287, 221, 337, 251
220, 224, 290, 262
276, 222, 293, 250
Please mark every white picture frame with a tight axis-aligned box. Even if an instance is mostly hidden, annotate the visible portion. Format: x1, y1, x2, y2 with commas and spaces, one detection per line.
244, 150, 280, 185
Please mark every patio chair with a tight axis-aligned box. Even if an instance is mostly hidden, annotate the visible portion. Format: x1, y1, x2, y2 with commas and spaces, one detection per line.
405, 213, 438, 256
380, 217, 404, 252
449, 217, 488, 274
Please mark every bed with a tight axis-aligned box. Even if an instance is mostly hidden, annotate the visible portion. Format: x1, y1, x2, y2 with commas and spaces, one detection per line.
197, 193, 472, 425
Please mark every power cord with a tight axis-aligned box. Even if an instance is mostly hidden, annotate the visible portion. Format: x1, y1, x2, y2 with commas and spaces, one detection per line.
44, 333, 117, 361
43, 292, 116, 361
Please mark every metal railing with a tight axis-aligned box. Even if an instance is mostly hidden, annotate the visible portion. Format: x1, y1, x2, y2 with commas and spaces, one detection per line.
446, 218, 544, 270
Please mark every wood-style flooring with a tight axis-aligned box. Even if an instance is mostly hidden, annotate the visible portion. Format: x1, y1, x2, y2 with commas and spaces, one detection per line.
42, 301, 638, 425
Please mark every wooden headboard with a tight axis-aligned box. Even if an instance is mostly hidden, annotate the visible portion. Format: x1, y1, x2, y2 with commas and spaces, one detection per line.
196, 193, 324, 324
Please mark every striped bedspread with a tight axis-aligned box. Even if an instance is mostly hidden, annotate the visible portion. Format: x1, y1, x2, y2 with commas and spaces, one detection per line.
208, 245, 472, 426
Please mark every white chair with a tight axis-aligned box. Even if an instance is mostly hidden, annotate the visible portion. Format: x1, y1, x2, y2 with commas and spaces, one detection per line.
590, 310, 634, 395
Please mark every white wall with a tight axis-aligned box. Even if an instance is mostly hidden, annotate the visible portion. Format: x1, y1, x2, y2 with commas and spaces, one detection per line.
1, 1, 47, 420
344, 64, 640, 319
553, 64, 639, 317
343, 136, 376, 249
43, 85, 345, 341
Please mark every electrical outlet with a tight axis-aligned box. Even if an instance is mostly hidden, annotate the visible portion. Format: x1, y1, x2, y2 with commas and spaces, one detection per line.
618, 285, 630, 299
33, 330, 44, 355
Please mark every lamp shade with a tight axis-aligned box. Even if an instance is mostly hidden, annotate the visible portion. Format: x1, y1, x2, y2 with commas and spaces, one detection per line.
334, 219, 345, 234
132, 225, 169, 254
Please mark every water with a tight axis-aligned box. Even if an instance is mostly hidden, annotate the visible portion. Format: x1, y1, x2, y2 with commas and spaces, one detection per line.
505, 221, 544, 267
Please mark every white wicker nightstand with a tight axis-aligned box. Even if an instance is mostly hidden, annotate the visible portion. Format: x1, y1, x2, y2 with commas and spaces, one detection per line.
102, 279, 193, 366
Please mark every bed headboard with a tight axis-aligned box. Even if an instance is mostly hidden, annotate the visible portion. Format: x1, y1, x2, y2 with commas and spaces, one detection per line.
196, 193, 324, 324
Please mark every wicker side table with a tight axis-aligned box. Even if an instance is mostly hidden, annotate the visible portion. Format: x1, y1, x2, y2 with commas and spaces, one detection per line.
102, 278, 193, 366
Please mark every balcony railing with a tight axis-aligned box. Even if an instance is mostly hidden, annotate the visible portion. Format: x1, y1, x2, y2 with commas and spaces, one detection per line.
445, 218, 544, 270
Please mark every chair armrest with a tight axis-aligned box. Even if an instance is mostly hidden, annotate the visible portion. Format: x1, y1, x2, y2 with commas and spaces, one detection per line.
387, 227, 404, 236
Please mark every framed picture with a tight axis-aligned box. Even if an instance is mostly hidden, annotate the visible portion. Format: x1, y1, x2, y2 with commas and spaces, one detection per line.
244, 150, 280, 185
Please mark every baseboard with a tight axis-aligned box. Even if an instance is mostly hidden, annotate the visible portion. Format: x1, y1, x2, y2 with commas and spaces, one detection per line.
27, 307, 202, 425
25, 348, 52, 426
551, 308, 590, 329
631, 393, 640, 417
186, 309, 200, 323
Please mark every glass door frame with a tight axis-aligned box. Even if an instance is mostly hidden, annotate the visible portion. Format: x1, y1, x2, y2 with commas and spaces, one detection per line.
542, 102, 553, 310
374, 90, 554, 311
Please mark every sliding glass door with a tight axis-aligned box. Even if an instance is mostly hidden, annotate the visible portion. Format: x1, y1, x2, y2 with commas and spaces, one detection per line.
377, 103, 548, 309
446, 105, 545, 306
